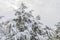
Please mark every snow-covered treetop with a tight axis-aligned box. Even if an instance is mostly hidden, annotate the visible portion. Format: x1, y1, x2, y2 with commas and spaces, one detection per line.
0, 2, 57, 40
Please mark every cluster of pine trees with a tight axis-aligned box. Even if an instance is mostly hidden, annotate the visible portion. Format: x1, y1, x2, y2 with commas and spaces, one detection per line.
0, 2, 60, 40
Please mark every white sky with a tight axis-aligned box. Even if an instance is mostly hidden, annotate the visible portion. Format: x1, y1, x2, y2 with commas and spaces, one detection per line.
0, 0, 60, 27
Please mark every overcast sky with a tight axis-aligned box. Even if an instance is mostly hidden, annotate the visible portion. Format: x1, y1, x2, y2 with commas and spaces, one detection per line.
0, 0, 60, 27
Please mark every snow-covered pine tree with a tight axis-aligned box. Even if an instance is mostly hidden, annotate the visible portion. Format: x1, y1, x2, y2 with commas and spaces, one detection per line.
54, 22, 60, 40
0, 2, 55, 40
48, 22, 60, 40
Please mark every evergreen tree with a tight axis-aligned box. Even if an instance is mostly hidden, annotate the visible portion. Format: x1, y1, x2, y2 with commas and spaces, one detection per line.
55, 22, 60, 40
0, 2, 55, 40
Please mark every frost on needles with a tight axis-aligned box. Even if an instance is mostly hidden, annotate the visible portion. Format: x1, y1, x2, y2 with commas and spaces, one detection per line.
0, 2, 57, 40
